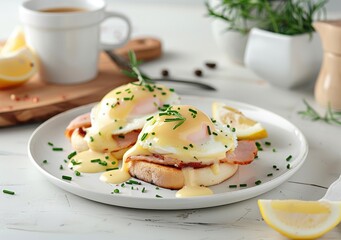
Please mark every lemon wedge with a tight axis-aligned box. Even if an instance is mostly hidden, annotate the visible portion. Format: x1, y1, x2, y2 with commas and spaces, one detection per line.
0, 26, 26, 55
212, 102, 268, 140
258, 199, 341, 239
0, 27, 37, 89
0, 47, 37, 89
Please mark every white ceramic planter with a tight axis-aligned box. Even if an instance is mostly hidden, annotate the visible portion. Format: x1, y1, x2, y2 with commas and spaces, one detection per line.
211, 19, 248, 64
244, 28, 323, 88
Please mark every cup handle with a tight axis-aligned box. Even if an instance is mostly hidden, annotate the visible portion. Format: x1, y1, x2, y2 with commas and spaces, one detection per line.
100, 11, 132, 50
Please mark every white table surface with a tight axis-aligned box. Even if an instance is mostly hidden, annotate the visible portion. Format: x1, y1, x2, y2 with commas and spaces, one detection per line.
1, 1, 341, 239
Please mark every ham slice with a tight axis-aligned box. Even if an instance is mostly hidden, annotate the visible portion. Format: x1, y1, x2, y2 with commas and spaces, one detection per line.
126, 140, 258, 168
65, 113, 91, 138
225, 140, 258, 165
112, 130, 141, 150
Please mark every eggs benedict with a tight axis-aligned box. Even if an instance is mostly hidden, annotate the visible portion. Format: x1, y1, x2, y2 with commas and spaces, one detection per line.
101, 105, 258, 197
64, 81, 180, 173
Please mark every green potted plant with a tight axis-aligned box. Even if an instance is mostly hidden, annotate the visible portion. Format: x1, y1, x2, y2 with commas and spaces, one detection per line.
206, 0, 268, 64
244, 0, 327, 88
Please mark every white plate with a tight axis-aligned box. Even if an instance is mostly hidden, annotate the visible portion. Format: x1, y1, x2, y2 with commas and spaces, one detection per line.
28, 96, 308, 210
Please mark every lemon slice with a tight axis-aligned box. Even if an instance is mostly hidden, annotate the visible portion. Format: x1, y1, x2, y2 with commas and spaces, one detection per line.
212, 102, 267, 140
0, 47, 37, 89
258, 199, 341, 239
0, 26, 26, 55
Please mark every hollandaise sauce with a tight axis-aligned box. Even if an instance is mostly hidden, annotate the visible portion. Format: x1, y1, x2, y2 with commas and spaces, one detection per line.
68, 150, 118, 173
176, 167, 213, 198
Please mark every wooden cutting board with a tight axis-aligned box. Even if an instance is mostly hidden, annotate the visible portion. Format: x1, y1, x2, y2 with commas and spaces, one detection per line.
0, 37, 162, 127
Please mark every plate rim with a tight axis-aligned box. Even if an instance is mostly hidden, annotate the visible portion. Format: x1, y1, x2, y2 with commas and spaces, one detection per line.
27, 95, 308, 210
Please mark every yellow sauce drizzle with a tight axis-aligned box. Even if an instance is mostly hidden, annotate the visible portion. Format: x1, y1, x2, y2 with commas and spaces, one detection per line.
68, 150, 118, 173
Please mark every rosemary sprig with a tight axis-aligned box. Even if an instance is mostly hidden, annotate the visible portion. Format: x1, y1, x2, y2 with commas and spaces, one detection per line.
122, 51, 154, 86
205, 0, 327, 36
159, 106, 186, 130
298, 100, 341, 125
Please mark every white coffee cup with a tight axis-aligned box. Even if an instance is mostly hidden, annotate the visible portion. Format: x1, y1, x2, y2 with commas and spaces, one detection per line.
19, 0, 131, 84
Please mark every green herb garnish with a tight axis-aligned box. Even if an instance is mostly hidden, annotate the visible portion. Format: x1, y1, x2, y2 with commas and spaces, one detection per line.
75, 171, 81, 176
155, 194, 163, 198
298, 100, 341, 125
68, 151, 77, 159
255, 180, 262, 185
48, 142, 54, 146
286, 155, 292, 161
3, 189, 15, 195
240, 184, 247, 187
52, 147, 63, 151
113, 189, 120, 194
160, 106, 186, 130
62, 175, 72, 181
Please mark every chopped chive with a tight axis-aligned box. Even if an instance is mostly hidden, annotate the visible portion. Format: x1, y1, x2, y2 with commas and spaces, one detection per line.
225, 145, 228, 148
121, 183, 125, 187
119, 126, 123, 130
265, 141, 271, 146
276, 168, 280, 171
229, 185, 237, 188
52, 147, 63, 151
207, 126, 211, 135
155, 194, 163, 198
130, 95, 134, 100
273, 165, 277, 169
211, 118, 217, 123
151, 132, 155, 135
62, 175, 72, 181
155, 187, 160, 190
75, 171, 81, 176
105, 156, 109, 160
267, 173, 273, 177
131, 186, 134, 190
142, 187, 146, 193
106, 167, 119, 171
231, 127, 236, 132
123, 97, 131, 101
48, 142, 54, 146
99, 161, 107, 166
183, 146, 188, 150
212, 132, 218, 136
111, 161, 116, 165
161, 92, 166, 95
141, 133, 148, 141
149, 143, 152, 146
255, 180, 262, 185
126, 180, 141, 185
90, 136, 94, 142
287, 164, 291, 169
272, 148, 276, 152
146, 116, 154, 121
3, 189, 15, 195
189, 144, 194, 148
71, 159, 81, 165
255, 142, 263, 151
113, 189, 120, 194
68, 151, 77, 159
59, 165, 63, 170
64, 159, 67, 163
286, 155, 292, 161
118, 135, 125, 139
91, 159, 101, 163
116, 91, 121, 94
99, 132, 102, 136
189, 108, 197, 114
240, 184, 247, 187
169, 88, 174, 92
43, 160, 48, 164
226, 124, 230, 128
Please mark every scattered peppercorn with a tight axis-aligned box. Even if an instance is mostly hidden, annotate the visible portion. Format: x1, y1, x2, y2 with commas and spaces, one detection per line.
161, 69, 169, 77
194, 69, 203, 77
205, 62, 217, 69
